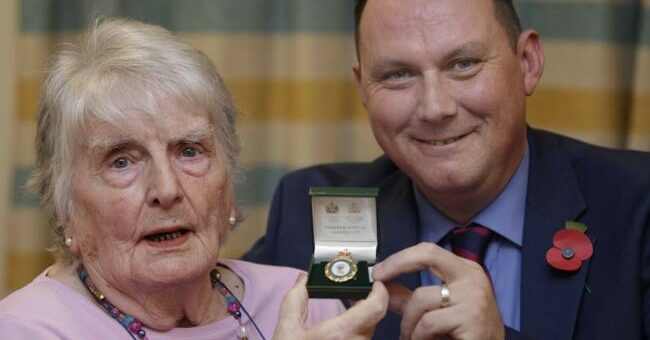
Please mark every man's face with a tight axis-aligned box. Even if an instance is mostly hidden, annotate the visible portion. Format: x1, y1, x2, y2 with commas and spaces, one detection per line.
355, 0, 537, 220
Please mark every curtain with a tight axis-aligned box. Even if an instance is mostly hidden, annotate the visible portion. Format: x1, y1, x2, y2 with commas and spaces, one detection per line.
1, 0, 648, 297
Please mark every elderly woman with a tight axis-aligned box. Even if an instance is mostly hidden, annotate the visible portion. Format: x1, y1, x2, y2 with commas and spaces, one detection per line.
0, 18, 387, 339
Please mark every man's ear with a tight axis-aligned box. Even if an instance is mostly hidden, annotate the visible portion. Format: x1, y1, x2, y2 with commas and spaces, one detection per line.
518, 29, 544, 96
353, 62, 369, 108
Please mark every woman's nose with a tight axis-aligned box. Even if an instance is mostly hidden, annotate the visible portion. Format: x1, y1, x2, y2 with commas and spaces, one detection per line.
146, 159, 183, 208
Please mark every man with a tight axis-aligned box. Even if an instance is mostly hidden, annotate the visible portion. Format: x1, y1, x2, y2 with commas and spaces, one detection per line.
244, 0, 650, 339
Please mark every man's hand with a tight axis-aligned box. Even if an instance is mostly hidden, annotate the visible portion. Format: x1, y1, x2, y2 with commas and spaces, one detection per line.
372, 242, 505, 340
274, 274, 389, 340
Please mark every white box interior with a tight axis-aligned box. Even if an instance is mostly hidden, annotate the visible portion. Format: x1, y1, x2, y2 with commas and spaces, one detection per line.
311, 195, 377, 263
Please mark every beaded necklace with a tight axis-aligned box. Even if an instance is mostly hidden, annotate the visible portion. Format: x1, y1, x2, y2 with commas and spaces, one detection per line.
78, 265, 265, 339
210, 267, 250, 340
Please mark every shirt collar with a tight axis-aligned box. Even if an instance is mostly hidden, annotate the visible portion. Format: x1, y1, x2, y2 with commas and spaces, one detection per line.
414, 143, 529, 246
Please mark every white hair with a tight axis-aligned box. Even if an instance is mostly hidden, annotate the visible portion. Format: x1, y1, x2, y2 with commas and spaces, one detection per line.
28, 17, 241, 261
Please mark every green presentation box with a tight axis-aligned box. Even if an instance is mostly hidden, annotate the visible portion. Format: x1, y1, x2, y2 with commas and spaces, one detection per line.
307, 187, 379, 299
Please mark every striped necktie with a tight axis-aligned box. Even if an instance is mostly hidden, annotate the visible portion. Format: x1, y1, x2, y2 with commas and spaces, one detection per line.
450, 223, 493, 266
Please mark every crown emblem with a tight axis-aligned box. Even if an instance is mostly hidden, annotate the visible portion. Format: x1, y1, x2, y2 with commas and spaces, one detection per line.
336, 249, 352, 259
348, 202, 361, 214
325, 202, 339, 214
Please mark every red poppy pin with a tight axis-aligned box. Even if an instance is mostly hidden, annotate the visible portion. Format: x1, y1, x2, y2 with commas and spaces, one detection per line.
545, 221, 593, 271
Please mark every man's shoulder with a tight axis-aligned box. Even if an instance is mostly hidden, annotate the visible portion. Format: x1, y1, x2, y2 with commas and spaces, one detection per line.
530, 128, 650, 186
533, 127, 648, 155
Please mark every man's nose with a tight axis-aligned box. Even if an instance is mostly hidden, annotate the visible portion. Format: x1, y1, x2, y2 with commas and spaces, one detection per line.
415, 73, 458, 122
146, 158, 183, 208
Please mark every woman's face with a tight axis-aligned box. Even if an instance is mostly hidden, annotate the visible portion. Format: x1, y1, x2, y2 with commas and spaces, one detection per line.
67, 104, 233, 290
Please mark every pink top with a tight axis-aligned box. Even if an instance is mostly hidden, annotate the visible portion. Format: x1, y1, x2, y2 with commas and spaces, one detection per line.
0, 259, 344, 339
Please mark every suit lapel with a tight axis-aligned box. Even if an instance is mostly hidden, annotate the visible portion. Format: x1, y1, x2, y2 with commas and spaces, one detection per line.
521, 130, 592, 339
345, 158, 421, 290
376, 172, 421, 289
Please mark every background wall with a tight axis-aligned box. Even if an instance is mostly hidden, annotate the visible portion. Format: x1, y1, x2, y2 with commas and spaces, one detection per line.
1, 0, 649, 297
0, 0, 18, 297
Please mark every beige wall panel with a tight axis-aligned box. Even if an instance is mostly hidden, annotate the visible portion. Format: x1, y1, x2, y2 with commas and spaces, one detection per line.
541, 41, 635, 91
6, 252, 52, 293
6, 208, 51, 253
239, 121, 381, 168
220, 205, 269, 259
628, 94, 650, 150
632, 49, 650, 93
527, 87, 630, 147
4, 210, 52, 294
14, 122, 37, 166
0, 0, 18, 298
19, 33, 356, 80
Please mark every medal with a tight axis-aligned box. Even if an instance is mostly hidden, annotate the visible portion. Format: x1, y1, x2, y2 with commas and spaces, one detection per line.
324, 249, 358, 283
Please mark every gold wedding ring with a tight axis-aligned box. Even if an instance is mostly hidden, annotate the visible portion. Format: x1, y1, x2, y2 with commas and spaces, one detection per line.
440, 282, 451, 308
324, 249, 358, 283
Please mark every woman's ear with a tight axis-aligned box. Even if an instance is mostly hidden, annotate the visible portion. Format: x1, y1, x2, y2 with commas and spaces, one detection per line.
62, 226, 81, 255
224, 184, 238, 229
518, 29, 545, 96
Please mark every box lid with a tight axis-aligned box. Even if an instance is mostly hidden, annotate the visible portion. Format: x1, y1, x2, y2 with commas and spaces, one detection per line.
310, 187, 378, 263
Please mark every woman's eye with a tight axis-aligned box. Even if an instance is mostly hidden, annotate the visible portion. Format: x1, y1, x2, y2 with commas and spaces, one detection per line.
181, 146, 198, 157
112, 157, 129, 169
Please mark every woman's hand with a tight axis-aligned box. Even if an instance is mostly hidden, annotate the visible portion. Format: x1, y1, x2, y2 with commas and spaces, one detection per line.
274, 274, 388, 340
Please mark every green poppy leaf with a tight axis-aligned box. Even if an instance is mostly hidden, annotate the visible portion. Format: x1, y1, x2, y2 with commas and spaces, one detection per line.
565, 221, 587, 233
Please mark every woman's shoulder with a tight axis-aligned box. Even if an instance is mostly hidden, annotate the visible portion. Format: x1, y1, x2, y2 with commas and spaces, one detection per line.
221, 258, 307, 299
0, 268, 64, 315
223, 258, 304, 279
0, 269, 76, 335
0, 267, 126, 339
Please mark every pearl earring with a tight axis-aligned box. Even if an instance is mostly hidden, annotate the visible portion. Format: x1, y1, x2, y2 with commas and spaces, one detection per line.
228, 216, 236, 226
65, 237, 72, 247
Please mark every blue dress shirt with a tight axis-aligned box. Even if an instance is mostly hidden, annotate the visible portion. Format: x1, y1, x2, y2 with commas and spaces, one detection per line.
415, 144, 529, 331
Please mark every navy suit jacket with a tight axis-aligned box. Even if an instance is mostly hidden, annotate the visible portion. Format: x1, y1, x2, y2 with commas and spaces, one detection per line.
244, 128, 650, 339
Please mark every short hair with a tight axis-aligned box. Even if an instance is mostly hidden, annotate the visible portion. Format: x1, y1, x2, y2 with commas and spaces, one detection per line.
28, 17, 241, 261
354, 0, 523, 58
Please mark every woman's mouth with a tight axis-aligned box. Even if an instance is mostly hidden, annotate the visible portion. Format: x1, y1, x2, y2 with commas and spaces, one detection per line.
144, 229, 190, 243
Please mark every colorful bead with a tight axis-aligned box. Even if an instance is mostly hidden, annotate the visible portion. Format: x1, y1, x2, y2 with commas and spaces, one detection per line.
228, 303, 240, 313
128, 320, 143, 333
121, 315, 135, 327
236, 324, 249, 339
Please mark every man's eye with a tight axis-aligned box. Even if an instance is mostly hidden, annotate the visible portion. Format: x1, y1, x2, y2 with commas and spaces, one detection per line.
112, 157, 129, 169
453, 59, 476, 71
181, 146, 198, 157
385, 70, 411, 80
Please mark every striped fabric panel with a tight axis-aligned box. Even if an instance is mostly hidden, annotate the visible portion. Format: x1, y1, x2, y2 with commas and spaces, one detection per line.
6, 252, 53, 291
220, 204, 276, 259
18, 0, 650, 47
5, 207, 51, 292
20, 0, 355, 33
